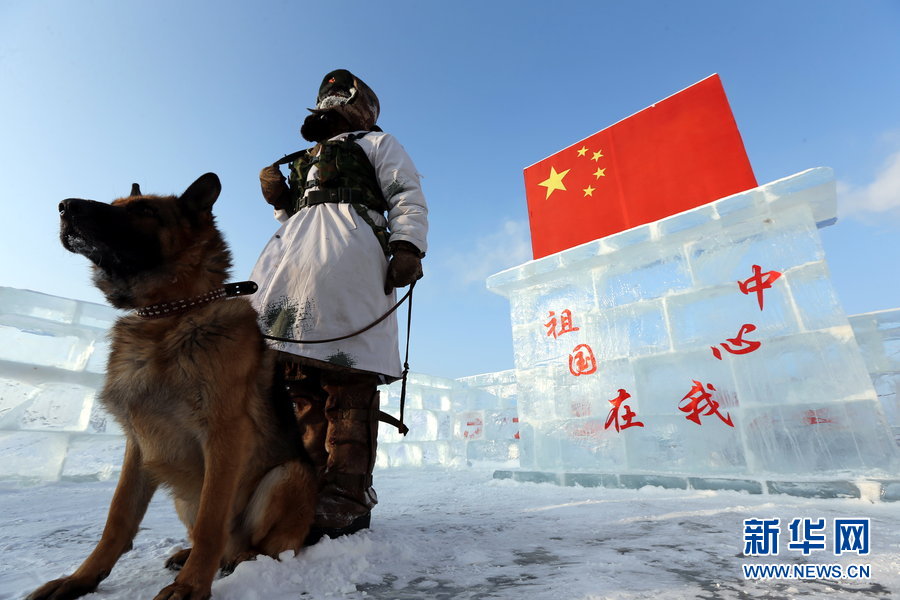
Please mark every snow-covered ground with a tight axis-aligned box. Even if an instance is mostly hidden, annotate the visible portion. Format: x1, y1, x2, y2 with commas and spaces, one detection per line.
2, 468, 897, 600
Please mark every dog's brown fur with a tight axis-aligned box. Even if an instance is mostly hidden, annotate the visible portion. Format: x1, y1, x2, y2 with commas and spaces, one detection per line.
28, 174, 316, 600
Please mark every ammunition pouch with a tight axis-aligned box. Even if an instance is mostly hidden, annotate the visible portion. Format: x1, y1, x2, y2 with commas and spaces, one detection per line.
287, 133, 391, 255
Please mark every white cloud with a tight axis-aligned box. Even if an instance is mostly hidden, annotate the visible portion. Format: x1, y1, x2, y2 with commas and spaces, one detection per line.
447, 219, 533, 287
839, 149, 900, 221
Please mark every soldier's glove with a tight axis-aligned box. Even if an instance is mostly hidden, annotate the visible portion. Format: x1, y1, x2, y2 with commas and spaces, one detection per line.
384, 241, 424, 295
259, 165, 290, 209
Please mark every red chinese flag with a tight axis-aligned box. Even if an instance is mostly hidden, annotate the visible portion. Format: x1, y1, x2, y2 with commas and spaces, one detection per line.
524, 74, 757, 259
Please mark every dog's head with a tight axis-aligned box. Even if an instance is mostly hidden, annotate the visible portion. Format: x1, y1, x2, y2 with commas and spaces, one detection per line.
60, 173, 231, 308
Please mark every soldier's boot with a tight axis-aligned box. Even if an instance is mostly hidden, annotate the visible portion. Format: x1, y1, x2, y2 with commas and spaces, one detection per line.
306, 373, 380, 543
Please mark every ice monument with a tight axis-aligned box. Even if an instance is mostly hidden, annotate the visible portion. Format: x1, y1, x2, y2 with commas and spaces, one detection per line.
487, 76, 899, 487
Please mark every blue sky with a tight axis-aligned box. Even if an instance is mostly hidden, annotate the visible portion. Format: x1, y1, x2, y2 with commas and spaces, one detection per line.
1, 1, 899, 379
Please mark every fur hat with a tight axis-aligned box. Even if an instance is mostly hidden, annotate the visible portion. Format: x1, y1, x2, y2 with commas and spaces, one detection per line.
308, 69, 380, 131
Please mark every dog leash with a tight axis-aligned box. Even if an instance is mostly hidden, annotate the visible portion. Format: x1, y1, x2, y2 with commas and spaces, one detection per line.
259, 285, 414, 346
226, 280, 415, 436
396, 281, 414, 436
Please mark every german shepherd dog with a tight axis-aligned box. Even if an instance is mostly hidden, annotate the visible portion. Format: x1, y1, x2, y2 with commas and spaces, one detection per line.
28, 174, 316, 600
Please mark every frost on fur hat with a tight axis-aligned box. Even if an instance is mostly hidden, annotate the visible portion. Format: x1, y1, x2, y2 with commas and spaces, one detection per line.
308, 69, 380, 131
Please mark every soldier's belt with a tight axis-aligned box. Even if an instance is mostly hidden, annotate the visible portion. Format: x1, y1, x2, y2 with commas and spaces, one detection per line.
299, 188, 364, 208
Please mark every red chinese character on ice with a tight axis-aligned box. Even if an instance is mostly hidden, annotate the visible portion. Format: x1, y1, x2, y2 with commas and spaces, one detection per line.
711, 323, 762, 360
604, 388, 645, 432
678, 380, 734, 427
545, 309, 580, 339
568, 343, 597, 376
804, 409, 835, 425
738, 264, 782, 310
462, 415, 483, 439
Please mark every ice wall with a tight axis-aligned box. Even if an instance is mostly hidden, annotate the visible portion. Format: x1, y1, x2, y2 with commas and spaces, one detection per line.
0, 287, 518, 482
487, 168, 899, 477
378, 370, 518, 468
0, 287, 121, 483
850, 309, 900, 441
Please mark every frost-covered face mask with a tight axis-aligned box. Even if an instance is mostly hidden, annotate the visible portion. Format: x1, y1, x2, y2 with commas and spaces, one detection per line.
316, 77, 356, 110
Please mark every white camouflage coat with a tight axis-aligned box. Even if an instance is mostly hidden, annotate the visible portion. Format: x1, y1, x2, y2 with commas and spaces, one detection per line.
249, 131, 428, 379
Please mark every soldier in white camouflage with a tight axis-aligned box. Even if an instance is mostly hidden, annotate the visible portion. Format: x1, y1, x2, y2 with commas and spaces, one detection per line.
252, 69, 428, 542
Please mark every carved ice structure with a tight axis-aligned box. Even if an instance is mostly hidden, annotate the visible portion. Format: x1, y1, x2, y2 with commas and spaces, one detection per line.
487, 168, 899, 478
376, 370, 519, 468
850, 309, 900, 442
0, 287, 123, 482
0, 287, 518, 482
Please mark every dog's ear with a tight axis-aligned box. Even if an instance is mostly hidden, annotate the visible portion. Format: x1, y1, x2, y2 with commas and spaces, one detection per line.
130, 183, 142, 196
180, 173, 221, 213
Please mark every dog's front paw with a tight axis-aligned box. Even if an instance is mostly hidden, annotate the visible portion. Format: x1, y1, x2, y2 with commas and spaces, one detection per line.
26, 575, 100, 600
164, 547, 192, 571
152, 582, 212, 600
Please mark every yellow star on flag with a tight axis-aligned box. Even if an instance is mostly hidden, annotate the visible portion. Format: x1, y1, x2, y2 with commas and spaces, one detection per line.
583, 185, 596, 197
591, 150, 604, 162
576, 146, 588, 157
593, 167, 607, 179
538, 166, 570, 199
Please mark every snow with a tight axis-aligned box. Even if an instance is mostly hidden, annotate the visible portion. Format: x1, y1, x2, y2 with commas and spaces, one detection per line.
3, 468, 898, 600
